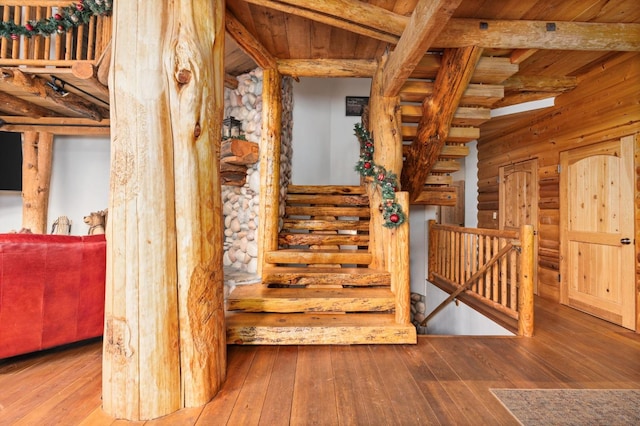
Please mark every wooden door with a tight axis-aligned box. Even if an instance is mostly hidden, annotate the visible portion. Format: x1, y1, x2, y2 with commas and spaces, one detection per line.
560, 136, 635, 330
499, 159, 538, 293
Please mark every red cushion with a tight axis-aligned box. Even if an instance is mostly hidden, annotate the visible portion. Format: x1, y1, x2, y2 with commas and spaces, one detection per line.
0, 234, 106, 358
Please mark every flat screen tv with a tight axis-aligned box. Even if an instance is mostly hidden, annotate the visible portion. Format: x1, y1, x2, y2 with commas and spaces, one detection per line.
0, 131, 22, 191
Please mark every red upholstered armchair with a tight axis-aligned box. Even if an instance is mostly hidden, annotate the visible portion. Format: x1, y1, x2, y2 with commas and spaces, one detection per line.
0, 233, 106, 359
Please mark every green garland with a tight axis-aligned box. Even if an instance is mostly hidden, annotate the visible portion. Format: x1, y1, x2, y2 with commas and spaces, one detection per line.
354, 123, 406, 228
0, 0, 112, 40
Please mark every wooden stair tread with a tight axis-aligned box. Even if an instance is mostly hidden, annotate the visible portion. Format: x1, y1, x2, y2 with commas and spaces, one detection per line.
287, 185, 366, 195
226, 284, 395, 313
285, 205, 370, 217
262, 266, 391, 286
279, 233, 369, 247
226, 312, 417, 345
281, 219, 369, 231
286, 193, 369, 206
266, 249, 372, 265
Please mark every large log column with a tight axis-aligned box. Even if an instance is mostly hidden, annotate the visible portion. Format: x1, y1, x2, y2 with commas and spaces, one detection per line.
21, 131, 53, 234
103, 0, 226, 420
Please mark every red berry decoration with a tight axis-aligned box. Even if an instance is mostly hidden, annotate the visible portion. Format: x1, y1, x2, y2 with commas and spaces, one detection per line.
25, 23, 34, 31
10, 33, 17, 40
377, 173, 385, 181
55, 13, 62, 20
389, 213, 400, 223
364, 162, 371, 169
76, 4, 84, 11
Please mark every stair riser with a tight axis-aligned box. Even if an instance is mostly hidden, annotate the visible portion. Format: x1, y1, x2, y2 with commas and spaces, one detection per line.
227, 298, 395, 313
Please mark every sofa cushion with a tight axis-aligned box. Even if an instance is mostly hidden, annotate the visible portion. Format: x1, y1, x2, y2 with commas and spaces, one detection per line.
0, 234, 106, 358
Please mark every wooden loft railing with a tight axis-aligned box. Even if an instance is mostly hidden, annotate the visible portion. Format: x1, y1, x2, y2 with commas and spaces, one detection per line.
427, 221, 535, 336
0, 1, 111, 66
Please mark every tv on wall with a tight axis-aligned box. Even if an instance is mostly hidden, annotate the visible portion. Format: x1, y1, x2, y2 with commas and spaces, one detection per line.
0, 131, 22, 191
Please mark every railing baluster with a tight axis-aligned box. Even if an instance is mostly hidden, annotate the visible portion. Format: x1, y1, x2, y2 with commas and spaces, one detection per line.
427, 223, 533, 336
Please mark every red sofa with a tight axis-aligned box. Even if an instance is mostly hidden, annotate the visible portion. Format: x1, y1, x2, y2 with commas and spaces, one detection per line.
0, 233, 106, 359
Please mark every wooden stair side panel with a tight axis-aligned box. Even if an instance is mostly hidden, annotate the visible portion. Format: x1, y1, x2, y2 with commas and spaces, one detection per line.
226, 312, 417, 345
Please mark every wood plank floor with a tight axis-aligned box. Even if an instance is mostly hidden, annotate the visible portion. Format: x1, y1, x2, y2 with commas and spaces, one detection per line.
1, 297, 639, 425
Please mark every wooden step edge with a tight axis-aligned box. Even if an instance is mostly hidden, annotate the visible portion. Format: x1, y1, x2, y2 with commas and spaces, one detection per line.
226, 285, 396, 313
287, 185, 366, 195
226, 312, 417, 345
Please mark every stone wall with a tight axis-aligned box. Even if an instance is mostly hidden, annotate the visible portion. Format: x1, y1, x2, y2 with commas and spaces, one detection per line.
222, 69, 293, 275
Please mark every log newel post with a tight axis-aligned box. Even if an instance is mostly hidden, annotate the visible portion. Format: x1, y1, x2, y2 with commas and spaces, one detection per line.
518, 224, 535, 337
391, 192, 411, 324
368, 54, 403, 270
103, 0, 226, 420
257, 68, 283, 278
21, 131, 53, 234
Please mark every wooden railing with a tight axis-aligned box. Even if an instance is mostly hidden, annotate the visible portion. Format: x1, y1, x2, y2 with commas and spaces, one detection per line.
427, 220, 534, 336
0, 1, 111, 66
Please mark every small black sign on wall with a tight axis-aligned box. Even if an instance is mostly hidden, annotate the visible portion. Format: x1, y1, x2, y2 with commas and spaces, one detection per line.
345, 96, 369, 116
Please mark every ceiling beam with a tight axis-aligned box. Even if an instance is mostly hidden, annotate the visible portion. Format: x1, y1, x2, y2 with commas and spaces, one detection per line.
1, 69, 108, 121
0, 91, 59, 118
236, 1, 640, 53
0, 116, 110, 135
401, 46, 483, 201
382, 0, 462, 97
276, 59, 377, 78
241, 0, 400, 43
435, 19, 640, 51
226, 9, 277, 69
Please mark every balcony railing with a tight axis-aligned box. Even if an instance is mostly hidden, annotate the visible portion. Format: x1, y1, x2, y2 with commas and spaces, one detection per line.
0, 1, 111, 67
427, 221, 535, 336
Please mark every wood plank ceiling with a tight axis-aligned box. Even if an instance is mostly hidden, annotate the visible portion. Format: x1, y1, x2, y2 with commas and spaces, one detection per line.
0, 0, 638, 135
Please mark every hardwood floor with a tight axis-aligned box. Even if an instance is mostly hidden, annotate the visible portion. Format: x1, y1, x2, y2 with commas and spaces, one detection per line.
1, 297, 639, 425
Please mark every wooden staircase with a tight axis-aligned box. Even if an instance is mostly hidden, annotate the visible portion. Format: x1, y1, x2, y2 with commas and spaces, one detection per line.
226, 185, 417, 345
401, 56, 518, 205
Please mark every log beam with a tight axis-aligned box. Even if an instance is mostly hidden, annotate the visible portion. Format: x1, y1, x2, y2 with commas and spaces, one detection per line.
241, 0, 640, 52
226, 9, 277, 69
21, 131, 53, 234
276, 59, 377, 78
0, 91, 59, 118
401, 46, 483, 201
1, 69, 108, 121
71, 62, 110, 100
382, 0, 461, 97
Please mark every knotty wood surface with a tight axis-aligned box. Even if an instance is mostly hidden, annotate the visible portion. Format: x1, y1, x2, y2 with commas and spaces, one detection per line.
1, 297, 639, 425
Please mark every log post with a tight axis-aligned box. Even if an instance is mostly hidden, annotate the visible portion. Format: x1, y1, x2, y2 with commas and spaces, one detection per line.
427, 219, 437, 282
21, 131, 53, 234
518, 224, 535, 337
257, 69, 282, 278
367, 53, 403, 270
391, 192, 411, 324
103, 0, 226, 420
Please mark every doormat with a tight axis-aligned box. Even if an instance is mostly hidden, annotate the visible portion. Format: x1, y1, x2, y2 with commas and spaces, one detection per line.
491, 389, 640, 425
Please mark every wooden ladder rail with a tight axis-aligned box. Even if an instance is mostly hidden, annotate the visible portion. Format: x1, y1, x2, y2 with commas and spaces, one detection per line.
420, 241, 515, 327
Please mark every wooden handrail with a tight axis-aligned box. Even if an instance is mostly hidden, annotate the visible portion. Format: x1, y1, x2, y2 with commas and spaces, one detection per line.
427, 220, 535, 336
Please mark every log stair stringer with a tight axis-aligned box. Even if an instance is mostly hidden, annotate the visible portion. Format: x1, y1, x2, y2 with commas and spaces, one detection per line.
226, 185, 417, 345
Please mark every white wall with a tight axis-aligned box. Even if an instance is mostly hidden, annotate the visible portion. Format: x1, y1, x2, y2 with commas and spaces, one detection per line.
292, 78, 370, 185
0, 135, 110, 234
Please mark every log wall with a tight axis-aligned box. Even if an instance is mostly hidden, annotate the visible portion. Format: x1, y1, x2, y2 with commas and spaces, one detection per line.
476, 52, 640, 305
